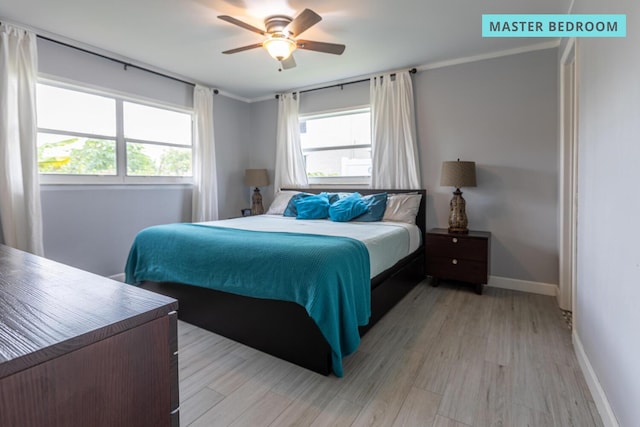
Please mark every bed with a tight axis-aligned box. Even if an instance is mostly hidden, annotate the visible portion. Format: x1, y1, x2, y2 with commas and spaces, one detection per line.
127, 188, 426, 376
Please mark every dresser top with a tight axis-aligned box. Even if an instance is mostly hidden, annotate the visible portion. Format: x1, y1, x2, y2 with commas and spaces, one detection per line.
0, 244, 177, 378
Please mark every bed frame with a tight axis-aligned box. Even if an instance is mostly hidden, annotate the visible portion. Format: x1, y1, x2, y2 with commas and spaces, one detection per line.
140, 188, 426, 375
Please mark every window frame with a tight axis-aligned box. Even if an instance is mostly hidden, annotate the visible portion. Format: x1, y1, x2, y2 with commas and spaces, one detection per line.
37, 78, 194, 185
299, 105, 372, 186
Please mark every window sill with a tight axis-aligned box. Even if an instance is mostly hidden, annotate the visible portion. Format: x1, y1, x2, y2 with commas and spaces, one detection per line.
307, 176, 371, 188
40, 183, 193, 192
39, 175, 193, 185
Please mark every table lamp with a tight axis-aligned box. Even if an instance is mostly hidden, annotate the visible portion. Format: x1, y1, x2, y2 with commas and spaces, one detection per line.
440, 159, 477, 233
244, 169, 270, 215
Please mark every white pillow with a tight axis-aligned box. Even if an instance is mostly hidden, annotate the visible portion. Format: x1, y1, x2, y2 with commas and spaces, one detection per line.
383, 193, 422, 224
266, 191, 300, 215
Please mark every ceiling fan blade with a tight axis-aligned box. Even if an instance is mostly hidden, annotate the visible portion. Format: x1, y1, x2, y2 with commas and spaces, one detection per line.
281, 55, 296, 70
218, 15, 265, 35
285, 9, 322, 37
296, 40, 346, 55
222, 43, 263, 54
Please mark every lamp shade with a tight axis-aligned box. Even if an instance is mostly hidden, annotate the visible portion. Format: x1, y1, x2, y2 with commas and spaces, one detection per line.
440, 160, 477, 188
263, 37, 296, 61
244, 169, 270, 187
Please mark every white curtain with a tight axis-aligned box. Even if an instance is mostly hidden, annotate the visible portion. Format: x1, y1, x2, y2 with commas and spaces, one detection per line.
370, 72, 421, 189
192, 85, 218, 222
274, 92, 308, 192
0, 24, 43, 255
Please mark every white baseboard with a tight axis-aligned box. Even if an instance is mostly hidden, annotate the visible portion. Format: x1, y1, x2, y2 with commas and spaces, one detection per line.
573, 332, 619, 427
487, 275, 558, 296
109, 273, 126, 282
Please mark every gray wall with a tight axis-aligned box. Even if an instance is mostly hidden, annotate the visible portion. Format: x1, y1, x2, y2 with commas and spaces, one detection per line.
41, 186, 191, 276
213, 94, 251, 219
298, 81, 369, 114
573, 0, 640, 424
247, 99, 278, 208
247, 49, 559, 285
38, 38, 193, 107
38, 38, 248, 276
417, 49, 559, 284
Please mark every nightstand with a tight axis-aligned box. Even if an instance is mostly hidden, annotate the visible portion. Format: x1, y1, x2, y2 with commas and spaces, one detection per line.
426, 228, 491, 294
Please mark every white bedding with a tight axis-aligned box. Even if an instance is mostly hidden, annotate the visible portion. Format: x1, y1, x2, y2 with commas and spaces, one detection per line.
203, 215, 421, 278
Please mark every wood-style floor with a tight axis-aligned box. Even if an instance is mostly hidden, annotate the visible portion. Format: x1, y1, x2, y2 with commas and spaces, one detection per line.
178, 281, 603, 427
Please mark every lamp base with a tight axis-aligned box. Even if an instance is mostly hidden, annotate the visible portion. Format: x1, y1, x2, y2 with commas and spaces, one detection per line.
251, 187, 264, 215
447, 188, 469, 234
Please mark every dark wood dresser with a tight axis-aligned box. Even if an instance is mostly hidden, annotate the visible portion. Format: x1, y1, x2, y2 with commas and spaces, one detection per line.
426, 228, 491, 294
0, 244, 179, 427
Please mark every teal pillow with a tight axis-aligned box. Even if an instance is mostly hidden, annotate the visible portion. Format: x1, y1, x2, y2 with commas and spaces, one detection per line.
332, 192, 353, 201
295, 194, 330, 219
329, 192, 369, 222
355, 193, 388, 222
326, 192, 341, 204
283, 192, 313, 217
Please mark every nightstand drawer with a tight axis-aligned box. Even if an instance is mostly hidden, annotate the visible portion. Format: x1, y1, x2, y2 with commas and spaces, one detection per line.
426, 256, 488, 284
425, 228, 491, 293
426, 234, 487, 261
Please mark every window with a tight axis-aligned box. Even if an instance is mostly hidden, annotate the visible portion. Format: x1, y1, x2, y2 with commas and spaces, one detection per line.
36, 82, 193, 184
123, 102, 192, 177
299, 108, 371, 183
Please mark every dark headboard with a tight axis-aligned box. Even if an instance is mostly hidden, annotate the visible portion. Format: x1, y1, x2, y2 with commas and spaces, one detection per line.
281, 188, 427, 248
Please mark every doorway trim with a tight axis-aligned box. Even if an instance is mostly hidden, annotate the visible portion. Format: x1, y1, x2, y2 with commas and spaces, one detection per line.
558, 37, 578, 319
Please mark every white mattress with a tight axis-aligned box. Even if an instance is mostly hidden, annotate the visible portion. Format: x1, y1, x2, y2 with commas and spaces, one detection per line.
203, 215, 421, 278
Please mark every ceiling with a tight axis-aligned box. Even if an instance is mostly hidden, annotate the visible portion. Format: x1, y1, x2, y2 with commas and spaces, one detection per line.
0, 0, 571, 101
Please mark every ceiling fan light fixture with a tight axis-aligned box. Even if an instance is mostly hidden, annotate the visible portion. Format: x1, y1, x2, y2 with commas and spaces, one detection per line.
219, 9, 345, 69
263, 36, 296, 61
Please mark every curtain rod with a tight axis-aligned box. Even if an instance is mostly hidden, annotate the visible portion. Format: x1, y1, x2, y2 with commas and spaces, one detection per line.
34, 35, 222, 92
0, 21, 219, 92
275, 67, 417, 99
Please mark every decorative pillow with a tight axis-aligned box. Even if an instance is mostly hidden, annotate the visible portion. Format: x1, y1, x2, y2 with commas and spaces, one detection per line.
283, 192, 314, 217
383, 193, 422, 224
266, 191, 300, 215
325, 192, 342, 204
295, 193, 330, 219
354, 192, 388, 222
329, 192, 369, 222
332, 192, 353, 201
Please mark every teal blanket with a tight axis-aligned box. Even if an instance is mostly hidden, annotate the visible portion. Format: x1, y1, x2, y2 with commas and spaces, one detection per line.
125, 223, 371, 376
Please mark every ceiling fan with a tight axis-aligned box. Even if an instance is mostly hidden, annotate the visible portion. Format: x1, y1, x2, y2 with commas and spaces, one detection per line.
218, 8, 346, 70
